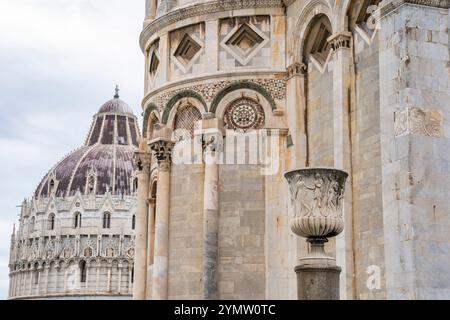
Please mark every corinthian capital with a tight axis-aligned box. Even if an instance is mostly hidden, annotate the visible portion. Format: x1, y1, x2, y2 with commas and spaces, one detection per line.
286, 62, 308, 79
328, 32, 352, 52
149, 139, 173, 163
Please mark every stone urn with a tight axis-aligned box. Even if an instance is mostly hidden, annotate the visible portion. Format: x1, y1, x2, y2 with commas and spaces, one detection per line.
284, 168, 348, 300
284, 168, 348, 240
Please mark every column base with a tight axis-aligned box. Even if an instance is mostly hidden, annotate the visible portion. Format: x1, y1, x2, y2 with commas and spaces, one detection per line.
295, 264, 341, 300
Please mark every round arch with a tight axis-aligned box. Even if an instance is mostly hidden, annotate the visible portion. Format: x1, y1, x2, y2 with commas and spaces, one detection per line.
162, 90, 207, 125
291, 0, 334, 64
142, 103, 159, 138
210, 82, 277, 114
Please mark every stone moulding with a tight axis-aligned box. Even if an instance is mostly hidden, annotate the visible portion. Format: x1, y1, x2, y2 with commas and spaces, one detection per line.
284, 168, 348, 239
140, 0, 284, 52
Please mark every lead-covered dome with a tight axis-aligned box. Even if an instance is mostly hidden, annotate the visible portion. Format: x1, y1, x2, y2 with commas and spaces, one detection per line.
35, 91, 140, 198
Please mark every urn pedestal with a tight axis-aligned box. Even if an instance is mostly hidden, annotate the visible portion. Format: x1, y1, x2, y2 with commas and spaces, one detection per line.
284, 168, 348, 300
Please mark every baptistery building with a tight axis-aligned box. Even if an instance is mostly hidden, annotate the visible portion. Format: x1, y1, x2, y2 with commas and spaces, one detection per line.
8, 91, 139, 300
134, 0, 450, 300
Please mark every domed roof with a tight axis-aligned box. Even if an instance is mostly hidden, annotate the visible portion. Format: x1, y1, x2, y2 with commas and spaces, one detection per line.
99, 98, 134, 115
34, 90, 141, 198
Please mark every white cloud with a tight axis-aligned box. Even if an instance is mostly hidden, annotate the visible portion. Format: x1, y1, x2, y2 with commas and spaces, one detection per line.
0, 0, 145, 299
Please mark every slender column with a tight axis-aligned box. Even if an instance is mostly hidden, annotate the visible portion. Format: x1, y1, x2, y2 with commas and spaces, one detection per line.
144, 0, 157, 25
286, 63, 309, 167
96, 262, 100, 294
129, 266, 133, 294
107, 268, 112, 292
28, 271, 32, 295
64, 269, 68, 293
44, 267, 49, 294
146, 198, 156, 299
36, 267, 41, 295
54, 265, 59, 294
85, 265, 89, 293
328, 32, 355, 300
199, 118, 221, 299
132, 152, 151, 300
150, 139, 173, 300
118, 264, 122, 293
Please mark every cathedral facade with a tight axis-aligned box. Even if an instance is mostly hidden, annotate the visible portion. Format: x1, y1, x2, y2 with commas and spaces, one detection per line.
8, 94, 139, 300
135, 0, 450, 300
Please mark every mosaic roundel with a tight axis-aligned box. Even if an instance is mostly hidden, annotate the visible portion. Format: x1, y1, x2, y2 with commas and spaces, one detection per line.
224, 98, 265, 132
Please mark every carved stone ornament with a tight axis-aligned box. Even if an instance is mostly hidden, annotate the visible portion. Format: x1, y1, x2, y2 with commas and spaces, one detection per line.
328, 32, 352, 52
224, 98, 265, 132
286, 62, 308, 78
394, 107, 443, 138
284, 168, 348, 239
150, 140, 173, 162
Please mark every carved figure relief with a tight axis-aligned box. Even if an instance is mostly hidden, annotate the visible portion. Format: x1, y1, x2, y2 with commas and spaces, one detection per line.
285, 169, 348, 238
395, 107, 443, 138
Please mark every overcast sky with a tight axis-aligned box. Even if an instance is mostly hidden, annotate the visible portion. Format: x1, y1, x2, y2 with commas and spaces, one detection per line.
0, 0, 144, 299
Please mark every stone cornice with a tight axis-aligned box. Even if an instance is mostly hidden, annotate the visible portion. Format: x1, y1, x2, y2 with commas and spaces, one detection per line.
139, 0, 284, 52
378, 0, 450, 18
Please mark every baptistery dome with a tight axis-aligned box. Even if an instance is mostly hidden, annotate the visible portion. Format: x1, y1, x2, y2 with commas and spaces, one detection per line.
9, 90, 139, 300
35, 94, 140, 199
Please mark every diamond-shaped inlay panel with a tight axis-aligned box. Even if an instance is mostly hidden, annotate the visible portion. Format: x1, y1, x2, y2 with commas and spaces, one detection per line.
149, 52, 159, 77
221, 23, 269, 66
173, 33, 203, 73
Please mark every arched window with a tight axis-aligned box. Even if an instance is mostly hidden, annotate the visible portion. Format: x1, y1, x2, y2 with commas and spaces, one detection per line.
131, 267, 134, 284
132, 215, 136, 230
48, 213, 55, 230
80, 261, 87, 283
87, 175, 96, 195
103, 212, 111, 229
33, 263, 39, 285
29, 217, 35, 233
173, 105, 202, 141
49, 179, 56, 194
133, 178, 138, 193
74, 212, 82, 229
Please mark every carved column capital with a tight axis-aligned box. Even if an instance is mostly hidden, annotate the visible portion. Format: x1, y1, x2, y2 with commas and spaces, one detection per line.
286, 62, 308, 79
328, 32, 352, 52
150, 139, 173, 172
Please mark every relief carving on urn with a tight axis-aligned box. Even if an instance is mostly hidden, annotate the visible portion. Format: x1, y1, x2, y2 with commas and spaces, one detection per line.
285, 168, 348, 300
285, 168, 347, 239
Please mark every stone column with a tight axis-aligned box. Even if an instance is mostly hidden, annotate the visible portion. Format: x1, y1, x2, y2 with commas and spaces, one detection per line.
286, 63, 309, 167
118, 263, 122, 293
328, 31, 355, 300
132, 151, 151, 300
150, 139, 173, 300
199, 118, 222, 300
144, 0, 157, 25
146, 198, 156, 299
